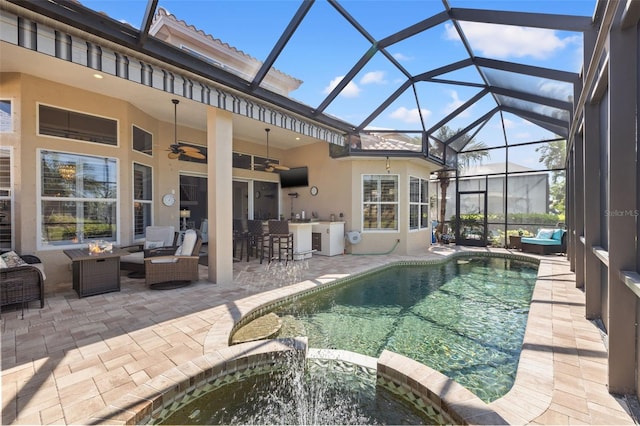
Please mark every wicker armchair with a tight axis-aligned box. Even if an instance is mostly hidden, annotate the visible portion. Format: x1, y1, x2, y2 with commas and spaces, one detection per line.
120, 226, 178, 277
1, 255, 45, 309
144, 229, 202, 289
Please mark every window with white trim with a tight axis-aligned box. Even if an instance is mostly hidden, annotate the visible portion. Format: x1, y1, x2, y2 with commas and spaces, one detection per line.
40, 150, 118, 247
38, 104, 118, 145
133, 125, 153, 155
0, 147, 13, 249
133, 163, 152, 240
363, 174, 398, 231
409, 176, 429, 230
0, 100, 12, 133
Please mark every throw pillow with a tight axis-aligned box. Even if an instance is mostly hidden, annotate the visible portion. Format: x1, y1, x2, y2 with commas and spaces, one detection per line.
144, 240, 165, 250
1, 251, 27, 268
536, 228, 554, 239
552, 229, 564, 240
0, 256, 7, 269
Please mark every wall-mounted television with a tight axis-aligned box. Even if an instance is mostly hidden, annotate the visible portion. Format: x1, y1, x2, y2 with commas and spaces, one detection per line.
279, 166, 308, 188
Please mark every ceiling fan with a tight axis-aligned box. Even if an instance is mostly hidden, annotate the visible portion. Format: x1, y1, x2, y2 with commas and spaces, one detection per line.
262, 128, 290, 172
167, 99, 206, 160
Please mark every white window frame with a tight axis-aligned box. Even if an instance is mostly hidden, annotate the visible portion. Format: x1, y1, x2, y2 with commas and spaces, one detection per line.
133, 162, 153, 241
409, 176, 429, 231
36, 102, 120, 147
0, 147, 14, 250
132, 125, 154, 157
37, 149, 120, 250
362, 174, 399, 232
0, 99, 13, 133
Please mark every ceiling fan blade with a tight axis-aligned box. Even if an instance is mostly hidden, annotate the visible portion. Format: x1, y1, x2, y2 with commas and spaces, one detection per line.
168, 152, 180, 159
179, 145, 201, 153
265, 165, 275, 172
184, 151, 206, 160
271, 164, 290, 171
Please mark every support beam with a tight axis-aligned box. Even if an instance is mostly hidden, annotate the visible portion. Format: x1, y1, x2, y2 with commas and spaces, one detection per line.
207, 107, 234, 285
605, 4, 637, 394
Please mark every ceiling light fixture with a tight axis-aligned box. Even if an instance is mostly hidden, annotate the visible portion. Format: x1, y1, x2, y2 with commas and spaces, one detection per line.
58, 163, 76, 180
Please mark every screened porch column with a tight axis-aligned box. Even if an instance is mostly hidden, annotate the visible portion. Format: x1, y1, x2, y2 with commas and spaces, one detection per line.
206, 107, 233, 285
605, 5, 637, 394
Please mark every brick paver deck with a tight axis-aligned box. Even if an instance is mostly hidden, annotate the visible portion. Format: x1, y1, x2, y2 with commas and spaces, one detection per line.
1, 246, 636, 425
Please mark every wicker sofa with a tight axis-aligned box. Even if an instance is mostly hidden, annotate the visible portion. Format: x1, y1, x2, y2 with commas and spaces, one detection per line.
521, 228, 567, 255
1, 252, 45, 309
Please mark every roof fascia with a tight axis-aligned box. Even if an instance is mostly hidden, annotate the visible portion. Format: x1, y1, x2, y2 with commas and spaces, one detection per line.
449, 8, 592, 32
6, 0, 356, 133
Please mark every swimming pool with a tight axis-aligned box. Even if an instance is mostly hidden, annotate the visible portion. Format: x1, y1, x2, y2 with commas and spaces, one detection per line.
273, 256, 538, 402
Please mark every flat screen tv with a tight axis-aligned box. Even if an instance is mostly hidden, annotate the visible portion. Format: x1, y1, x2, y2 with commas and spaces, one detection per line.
279, 166, 308, 188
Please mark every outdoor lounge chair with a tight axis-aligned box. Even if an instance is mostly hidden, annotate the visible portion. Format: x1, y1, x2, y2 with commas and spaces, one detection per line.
144, 229, 202, 289
521, 228, 566, 255
120, 226, 178, 277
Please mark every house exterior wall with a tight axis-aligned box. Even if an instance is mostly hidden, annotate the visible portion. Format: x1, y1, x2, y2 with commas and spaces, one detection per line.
1, 72, 437, 285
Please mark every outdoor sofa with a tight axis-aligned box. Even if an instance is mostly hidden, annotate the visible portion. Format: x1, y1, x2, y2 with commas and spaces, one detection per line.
521, 228, 566, 255
1, 251, 45, 310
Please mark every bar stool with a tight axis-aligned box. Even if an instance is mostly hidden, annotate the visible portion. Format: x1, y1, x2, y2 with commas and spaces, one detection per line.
268, 220, 293, 262
233, 219, 249, 262
247, 219, 267, 263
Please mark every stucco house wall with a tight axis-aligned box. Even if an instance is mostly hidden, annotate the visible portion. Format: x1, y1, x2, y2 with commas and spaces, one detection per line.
2, 72, 437, 286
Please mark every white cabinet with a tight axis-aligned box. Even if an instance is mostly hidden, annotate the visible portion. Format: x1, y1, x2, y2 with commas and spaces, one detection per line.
289, 222, 314, 260
312, 222, 345, 256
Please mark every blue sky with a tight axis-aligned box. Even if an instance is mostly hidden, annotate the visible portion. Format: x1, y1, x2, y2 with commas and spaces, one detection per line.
81, 0, 595, 169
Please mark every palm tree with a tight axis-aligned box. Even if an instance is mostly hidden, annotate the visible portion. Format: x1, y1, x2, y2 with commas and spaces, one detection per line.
433, 126, 488, 240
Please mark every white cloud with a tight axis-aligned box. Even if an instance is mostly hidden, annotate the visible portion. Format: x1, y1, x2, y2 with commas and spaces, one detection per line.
360, 71, 386, 85
393, 52, 413, 61
515, 132, 532, 140
444, 90, 470, 117
500, 118, 517, 129
445, 22, 576, 60
390, 106, 431, 124
324, 76, 360, 98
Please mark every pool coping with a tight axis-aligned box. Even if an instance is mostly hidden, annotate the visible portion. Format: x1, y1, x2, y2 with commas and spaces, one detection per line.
85, 250, 554, 425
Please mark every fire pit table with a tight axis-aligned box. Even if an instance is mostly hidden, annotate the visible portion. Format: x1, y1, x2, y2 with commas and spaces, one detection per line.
63, 247, 129, 297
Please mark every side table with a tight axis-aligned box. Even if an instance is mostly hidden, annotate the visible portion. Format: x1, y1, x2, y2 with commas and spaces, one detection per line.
63, 247, 128, 297
509, 235, 522, 250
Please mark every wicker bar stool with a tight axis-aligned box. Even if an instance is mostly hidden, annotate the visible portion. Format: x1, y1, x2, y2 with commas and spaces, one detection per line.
267, 220, 293, 262
247, 219, 267, 263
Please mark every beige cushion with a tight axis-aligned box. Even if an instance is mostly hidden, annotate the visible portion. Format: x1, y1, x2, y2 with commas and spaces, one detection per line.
121, 251, 144, 264
145, 226, 175, 247
175, 230, 197, 256
149, 257, 178, 264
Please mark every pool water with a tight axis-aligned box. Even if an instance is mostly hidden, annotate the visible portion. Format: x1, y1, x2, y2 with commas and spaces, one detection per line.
275, 256, 538, 402
158, 357, 437, 425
